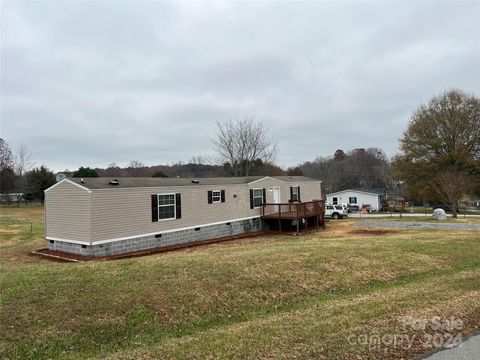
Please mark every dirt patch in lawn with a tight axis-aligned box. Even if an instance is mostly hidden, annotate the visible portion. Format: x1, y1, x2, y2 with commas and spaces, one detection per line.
349, 229, 398, 236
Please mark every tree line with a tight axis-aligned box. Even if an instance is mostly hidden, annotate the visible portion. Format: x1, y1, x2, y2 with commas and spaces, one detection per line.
0, 139, 55, 203
1, 89, 479, 216
298, 148, 398, 195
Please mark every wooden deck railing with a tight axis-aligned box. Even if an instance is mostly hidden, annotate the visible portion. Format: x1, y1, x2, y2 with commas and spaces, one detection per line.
261, 200, 325, 220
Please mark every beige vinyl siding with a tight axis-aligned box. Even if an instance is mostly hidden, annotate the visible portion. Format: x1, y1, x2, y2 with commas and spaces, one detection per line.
248, 177, 284, 204
45, 180, 91, 243
248, 178, 321, 204
90, 184, 259, 241
294, 181, 322, 201
81, 178, 322, 243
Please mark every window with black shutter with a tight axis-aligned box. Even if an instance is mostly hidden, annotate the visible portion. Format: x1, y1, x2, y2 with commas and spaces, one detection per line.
151, 195, 158, 222
175, 193, 181, 219
208, 190, 224, 204
152, 193, 180, 221
290, 186, 300, 201
252, 188, 264, 208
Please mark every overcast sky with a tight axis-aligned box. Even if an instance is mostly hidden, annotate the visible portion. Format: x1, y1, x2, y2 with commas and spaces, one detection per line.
1, 1, 479, 171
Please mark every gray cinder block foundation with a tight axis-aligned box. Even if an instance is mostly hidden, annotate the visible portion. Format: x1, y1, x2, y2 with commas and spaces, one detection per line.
47, 218, 262, 257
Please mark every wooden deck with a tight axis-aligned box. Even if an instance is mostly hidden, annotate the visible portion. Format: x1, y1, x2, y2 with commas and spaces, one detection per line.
261, 200, 325, 233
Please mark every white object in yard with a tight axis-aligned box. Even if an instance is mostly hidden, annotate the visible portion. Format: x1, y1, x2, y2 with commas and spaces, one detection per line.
432, 208, 447, 220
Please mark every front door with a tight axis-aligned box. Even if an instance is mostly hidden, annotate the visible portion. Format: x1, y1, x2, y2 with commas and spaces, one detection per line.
272, 187, 281, 211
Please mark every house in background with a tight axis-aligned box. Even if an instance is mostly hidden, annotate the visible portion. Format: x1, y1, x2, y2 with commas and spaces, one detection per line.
44, 176, 322, 257
0, 193, 24, 204
326, 188, 386, 211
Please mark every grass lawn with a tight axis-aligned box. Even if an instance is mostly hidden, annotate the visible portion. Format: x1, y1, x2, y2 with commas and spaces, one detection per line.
1, 205, 479, 359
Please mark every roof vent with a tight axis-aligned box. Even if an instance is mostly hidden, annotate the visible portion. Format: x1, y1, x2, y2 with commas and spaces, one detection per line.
109, 179, 120, 186
191, 179, 199, 184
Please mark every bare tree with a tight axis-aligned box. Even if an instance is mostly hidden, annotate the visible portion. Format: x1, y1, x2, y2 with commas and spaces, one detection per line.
125, 160, 148, 177
189, 155, 213, 165
212, 118, 278, 176
104, 162, 123, 177
433, 167, 474, 217
14, 144, 34, 178
128, 160, 145, 168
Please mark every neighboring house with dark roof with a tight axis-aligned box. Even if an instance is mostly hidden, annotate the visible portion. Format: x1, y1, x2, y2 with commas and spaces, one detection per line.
44, 176, 322, 257
326, 188, 386, 211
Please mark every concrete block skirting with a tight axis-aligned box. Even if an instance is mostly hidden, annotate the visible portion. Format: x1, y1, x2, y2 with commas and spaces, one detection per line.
46, 218, 262, 257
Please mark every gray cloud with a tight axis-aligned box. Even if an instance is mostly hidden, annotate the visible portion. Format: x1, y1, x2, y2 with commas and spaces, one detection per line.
1, 1, 479, 171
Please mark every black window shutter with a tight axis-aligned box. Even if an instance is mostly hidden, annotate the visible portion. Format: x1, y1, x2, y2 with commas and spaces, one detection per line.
208, 191, 213, 204
297, 187, 301, 201
262, 188, 266, 205
290, 186, 294, 201
249, 189, 254, 209
221, 190, 225, 203
175, 193, 182, 219
151, 195, 158, 222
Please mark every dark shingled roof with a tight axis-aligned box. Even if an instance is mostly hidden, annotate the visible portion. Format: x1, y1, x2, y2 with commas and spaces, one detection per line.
69, 176, 319, 190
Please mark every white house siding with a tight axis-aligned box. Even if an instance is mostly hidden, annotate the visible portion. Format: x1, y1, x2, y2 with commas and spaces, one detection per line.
326, 191, 381, 211
45, 180, 91, 243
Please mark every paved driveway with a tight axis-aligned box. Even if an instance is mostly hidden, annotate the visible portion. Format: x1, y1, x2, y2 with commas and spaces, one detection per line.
422, 333, 480, 359
352, 221, 480, 231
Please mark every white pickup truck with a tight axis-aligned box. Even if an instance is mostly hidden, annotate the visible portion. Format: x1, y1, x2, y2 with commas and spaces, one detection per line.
325, 204, 348, 219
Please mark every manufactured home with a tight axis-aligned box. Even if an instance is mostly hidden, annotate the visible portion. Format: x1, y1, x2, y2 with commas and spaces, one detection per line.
326, 188, 385, 211
44, 176, 323, 257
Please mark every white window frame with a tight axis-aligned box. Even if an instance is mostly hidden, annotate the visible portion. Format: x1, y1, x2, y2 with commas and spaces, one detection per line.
349, 196, 357, 204
157, 193, 176, 221
332, 197, 338, 205
253, 188, 264, 208
292, 186, 300, 201
212, 190, 221, 203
